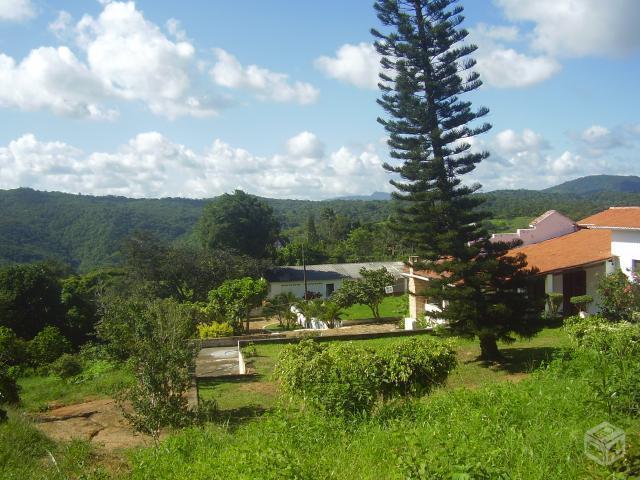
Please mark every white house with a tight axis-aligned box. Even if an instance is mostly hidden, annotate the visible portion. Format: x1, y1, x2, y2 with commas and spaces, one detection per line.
265, 261, 407, 299
512, 207, 639, 315
403, 207, 640, 321
490, 210, 577, 246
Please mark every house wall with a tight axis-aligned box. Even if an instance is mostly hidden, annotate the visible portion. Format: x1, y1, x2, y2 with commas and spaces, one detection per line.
269, 276, 407, 299
544, 263, 606, 314
268, 279, 344, 299
611, 230, 640, 279
491, 211, 576, 246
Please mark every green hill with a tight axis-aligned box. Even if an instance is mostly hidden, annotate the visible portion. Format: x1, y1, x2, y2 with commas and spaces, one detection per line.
543, 174, 640, 194
0, 181, 639, 271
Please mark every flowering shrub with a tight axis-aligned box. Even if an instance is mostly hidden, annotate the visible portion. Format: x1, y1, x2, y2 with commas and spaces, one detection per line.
597, 271, 640, 322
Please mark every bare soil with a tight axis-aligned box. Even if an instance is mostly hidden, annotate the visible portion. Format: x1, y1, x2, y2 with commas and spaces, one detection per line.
32, 398, 155, 451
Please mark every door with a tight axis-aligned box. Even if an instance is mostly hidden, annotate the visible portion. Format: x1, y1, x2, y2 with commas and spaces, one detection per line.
562, 270, 586, 315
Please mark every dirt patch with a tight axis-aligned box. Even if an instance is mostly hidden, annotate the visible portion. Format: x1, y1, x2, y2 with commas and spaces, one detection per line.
32, 398, 155, 451
237, 381, 278, 396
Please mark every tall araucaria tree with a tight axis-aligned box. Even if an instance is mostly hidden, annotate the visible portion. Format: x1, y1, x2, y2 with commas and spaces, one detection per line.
373, 0, 542, 359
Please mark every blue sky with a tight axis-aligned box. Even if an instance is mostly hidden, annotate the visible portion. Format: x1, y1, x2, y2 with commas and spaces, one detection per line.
0, 0, 638, 199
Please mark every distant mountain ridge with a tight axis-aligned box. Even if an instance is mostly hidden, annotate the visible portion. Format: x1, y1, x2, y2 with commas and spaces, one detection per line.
543, 175, 640, 194
0, 175, 639, 271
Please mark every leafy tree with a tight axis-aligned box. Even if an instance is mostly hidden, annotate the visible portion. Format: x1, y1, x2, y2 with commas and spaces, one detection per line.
27, 326, 71, 366
275, 240, 328, 266
99, 297, 197, 443
332, 267, 395, 318
197, 190, 280, 259
0, 326, 28, 366
0, 262, 65, 339
123, 231, 270, 302
373, 0, 541, 359
207, 277, 269, 332
60, 268, 124, 346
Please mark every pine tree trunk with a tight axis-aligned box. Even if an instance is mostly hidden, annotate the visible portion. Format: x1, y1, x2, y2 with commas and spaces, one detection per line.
479, 333, 501, 361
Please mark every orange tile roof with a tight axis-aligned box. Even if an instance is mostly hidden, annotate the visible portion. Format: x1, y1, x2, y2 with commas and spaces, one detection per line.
578, 207, 640, 229
512, 229, 611, 274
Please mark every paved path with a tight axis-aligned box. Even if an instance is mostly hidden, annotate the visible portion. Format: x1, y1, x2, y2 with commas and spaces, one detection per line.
196, 346, 240, 377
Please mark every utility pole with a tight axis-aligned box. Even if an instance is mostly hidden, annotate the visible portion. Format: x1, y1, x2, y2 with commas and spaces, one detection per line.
302, 242, 308, 300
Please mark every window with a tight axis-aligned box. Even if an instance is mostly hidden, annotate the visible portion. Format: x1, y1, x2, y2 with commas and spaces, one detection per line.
325, 283, 335, 297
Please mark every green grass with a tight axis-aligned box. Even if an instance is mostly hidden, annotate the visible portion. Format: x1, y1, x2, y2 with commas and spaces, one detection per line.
340, 294, 408, 320
198, 328, 570, 419
17, 361, 133, 411
130, 349, 640, 479
0, 408, 109, 480
488, 216, 533, 233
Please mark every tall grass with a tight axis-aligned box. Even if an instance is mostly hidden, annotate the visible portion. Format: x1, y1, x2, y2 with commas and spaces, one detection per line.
0, 409, 109, 479
130, 351, 636, 479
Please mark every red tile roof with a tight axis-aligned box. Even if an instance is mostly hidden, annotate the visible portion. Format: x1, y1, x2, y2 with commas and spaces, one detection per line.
578, 207, 640, 229
512, 229, 611, 274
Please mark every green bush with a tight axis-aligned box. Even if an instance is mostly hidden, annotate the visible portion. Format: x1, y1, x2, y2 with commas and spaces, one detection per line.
27, 326, 71, 366
569, 294, 593, 312
275, 339, 381, 416
196, 322, 234, 339
378, 337, 457, 398
0, 326, 28, 366
50, 354, 83, 379
274, 337, 456, 416
597, 270, 640, 322
0, 367, 19, 405
565, 315, 640, 417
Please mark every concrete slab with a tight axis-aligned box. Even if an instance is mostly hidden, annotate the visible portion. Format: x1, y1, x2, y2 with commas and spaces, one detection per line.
196, 346, 240, 377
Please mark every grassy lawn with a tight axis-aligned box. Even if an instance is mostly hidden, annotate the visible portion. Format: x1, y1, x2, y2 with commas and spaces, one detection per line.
17, 362, 133, 411
340, 294, 408, 320
198, 327, 570, 419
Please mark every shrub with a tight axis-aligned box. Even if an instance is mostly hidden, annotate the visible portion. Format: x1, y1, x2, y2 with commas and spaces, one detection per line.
0, 367, 19, 405
565, 315, 640, 416
197, 322, 234, 339
274, 337, 456, 416
597, 270, 640, 322
275, 339, 381, 416
0, 326, 28, 366
50, 354, 83, 379
569, 294, 592, 313
378, 337, 457, 398
545, 292, 563, 318
27, 326, 71, 366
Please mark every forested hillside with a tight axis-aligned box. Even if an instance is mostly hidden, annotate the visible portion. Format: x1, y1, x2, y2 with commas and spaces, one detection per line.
1, 182, 639, 271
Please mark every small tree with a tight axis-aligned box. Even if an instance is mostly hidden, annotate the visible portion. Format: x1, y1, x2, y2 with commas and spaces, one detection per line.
98, 297, 197, 444
263, 292, 298, 330
319, 301, 343, 329
332, 267, 394, 318
570, 295, 593, 316
207, 277, 268, 332
27, 326, 71, 366
546, 292, 564, 318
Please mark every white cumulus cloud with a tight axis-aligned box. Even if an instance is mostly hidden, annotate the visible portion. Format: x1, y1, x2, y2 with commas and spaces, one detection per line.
0, 132, 392, 199
0, 0, 35, 21
470, 24, 561, 88
315, 42, 381, 89
496, 0, 640, 57
210, 48, 319, 104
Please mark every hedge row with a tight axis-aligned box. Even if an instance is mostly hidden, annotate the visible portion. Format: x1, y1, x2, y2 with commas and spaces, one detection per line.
274, 337, 456, 416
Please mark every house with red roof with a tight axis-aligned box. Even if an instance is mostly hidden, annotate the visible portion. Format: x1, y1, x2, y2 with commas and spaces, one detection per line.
509, 207, 640, 315
402, 207, 640, 324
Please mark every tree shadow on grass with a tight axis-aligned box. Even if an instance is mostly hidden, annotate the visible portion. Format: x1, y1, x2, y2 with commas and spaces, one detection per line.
466, 346, 567, 375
